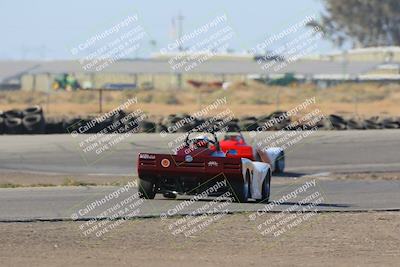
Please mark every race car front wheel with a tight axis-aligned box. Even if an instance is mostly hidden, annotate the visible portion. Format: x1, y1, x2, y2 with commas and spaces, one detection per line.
138, 178, 156, 199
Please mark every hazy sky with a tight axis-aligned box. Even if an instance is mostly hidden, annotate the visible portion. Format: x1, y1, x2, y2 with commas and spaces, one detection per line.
0, 0, 337, 60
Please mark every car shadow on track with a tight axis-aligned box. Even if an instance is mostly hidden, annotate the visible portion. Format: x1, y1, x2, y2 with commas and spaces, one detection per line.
273, 172, 307, 178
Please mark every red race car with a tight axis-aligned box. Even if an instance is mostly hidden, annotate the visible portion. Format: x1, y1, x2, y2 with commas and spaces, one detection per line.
137, 131, 284, 202
219, 132, 285, 174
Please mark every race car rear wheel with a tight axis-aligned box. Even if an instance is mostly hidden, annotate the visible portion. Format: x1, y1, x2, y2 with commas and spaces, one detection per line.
163, 191, 177, 199
274, 152, 285, 173
261, 170, 271, 202
138, 178, 156, 199
230, 171, 250, 203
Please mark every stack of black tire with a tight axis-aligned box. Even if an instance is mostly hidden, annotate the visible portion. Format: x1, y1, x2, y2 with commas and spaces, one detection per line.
60, 110, 157, 134
324, 114, 400, 130
2, 108, 400, 135
0, 106, 45, 135
326, 114, 347, 130
238, 116, 259, 131
257, 111, 291, 130
0, 111, 3, 134
161, 114, 200, 133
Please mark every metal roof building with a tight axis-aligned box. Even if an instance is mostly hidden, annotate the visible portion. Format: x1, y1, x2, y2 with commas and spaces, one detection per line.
0, 58, 398, 91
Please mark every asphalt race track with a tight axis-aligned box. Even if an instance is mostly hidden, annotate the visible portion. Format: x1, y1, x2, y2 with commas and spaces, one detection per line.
0, 178, 399, 221
0, 130, 400, 176
0, 130, 400, 221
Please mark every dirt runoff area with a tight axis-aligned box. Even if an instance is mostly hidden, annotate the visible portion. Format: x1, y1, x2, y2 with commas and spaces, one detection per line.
0, 212, 399, 267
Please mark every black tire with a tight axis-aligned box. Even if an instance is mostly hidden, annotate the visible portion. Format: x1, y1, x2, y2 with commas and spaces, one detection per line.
63, 118, 84, 134
270, 111, 290, 130
321, 117, 334, 130
258, 114, 271, 122
119, 112, 139, 133
261, 170, 271, 202
346, 119, 365, 130
5, 117, 24, 134
177, 122, 195, 133
23, 114, 45, 134
155, 123, 167, 133
241, 116, 257, 121
364, 119, 381, 129
101, 117, 115, 133
23, 105, 43, 116
45, 118, 65, 134
382, 120, 399, 129
269, 111, 287, 118
110, 111, 127, 133
4, 109, 22, 119
329, 114, 345, 124
226, 122, 240, 132
139, 120, 156, 133
274, 152, 285, 173
331, 121, 346, 130
238, 120, 258, 131
0, 117, 4, 134
230, 171, 250, 203
163, 192, 177, 199
138, 178, 156, 199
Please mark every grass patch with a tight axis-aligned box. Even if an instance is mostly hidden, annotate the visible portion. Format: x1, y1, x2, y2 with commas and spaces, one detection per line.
0, 183, 22, 188
0, 178, 137, 188
102, 180, 131, 186
61, 178, 97, 187
0, 183, 55, 188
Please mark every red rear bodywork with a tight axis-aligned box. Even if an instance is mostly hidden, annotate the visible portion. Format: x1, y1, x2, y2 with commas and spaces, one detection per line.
219, 134, 254, 160
138, 151, 243, 183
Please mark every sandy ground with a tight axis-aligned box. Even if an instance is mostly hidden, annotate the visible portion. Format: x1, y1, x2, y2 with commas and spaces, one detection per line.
0, 171, 131, 187
323, 172, 400, 181
2, 83, 400, 117
0, 212, 399, 266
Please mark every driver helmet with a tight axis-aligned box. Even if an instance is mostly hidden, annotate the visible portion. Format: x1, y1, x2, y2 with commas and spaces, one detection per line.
193, 135, 209, 148
229, 135, 239, 141
224, 134, 239, 141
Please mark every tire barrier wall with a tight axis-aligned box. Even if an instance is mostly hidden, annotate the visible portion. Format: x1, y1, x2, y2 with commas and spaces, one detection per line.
0, 107, 399, 135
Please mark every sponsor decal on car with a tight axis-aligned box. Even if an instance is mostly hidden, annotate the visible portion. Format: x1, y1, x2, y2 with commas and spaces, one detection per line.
185, 155, 193, 162
208, 161, 218, 167
161, 158, 171, 168
139, 153, 156, 160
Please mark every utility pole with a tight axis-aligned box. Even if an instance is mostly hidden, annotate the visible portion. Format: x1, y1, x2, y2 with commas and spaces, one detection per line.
177, 11, 184, 52
175, 12, 184, 90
